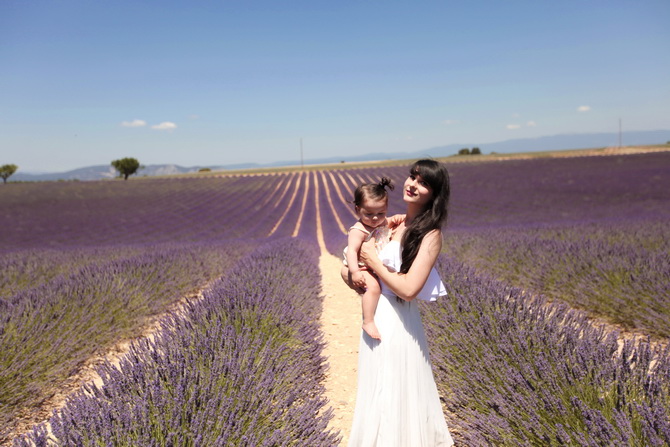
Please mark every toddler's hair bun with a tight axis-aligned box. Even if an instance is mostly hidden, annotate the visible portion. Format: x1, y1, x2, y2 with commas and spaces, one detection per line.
378, 177, 394, 191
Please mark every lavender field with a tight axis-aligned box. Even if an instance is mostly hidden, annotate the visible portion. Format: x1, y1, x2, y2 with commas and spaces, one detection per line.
2, 151, 669, 445
15, 239, 338, 446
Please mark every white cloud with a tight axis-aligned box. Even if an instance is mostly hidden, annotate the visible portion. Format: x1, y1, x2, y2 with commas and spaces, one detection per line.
151, 121, 177, 131
444, 119, 460, 125
577, 105, 591, 112
526, 121, 537, 127
188, 114, 200, 120
120, 119, 147, 128
512, 113, 520, 118
506, 124, 521, 130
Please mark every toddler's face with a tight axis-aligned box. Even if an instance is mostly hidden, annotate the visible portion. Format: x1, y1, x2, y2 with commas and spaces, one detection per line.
357, 198, 387, 228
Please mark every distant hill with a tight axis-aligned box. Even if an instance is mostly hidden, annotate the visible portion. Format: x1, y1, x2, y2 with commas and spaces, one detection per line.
13, 162, 265, 182
12, 129, 670, 181
421, 130, 670, 158
268, 129, 670, 166
11, 164, 252, 182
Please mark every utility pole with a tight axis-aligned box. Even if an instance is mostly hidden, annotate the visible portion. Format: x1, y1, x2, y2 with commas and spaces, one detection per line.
300, 138, 304, 170
619, 118, 622, 148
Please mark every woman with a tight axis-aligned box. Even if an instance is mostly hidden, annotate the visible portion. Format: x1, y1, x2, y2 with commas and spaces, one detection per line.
345, 159, 455, 447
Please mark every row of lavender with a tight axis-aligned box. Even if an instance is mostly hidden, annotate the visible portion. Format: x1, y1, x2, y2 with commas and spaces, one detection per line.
1, 167, 380, 256
425, 255, 670, 446
331, 152, 670, 229
4, 153, 666, 253
16, 238, 339, 446
3, 151, 669, 444
0, 174, 292, 250
0, 241, 255, 442
0, 170, 364, 253
444, 221, 670, 338
0, 169, 351, 440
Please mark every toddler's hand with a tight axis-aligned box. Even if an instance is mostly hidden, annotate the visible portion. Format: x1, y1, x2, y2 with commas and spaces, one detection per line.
351, 271, 366, 289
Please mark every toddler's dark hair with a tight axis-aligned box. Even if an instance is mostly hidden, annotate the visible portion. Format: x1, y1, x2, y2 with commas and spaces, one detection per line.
353, 177, 394, 207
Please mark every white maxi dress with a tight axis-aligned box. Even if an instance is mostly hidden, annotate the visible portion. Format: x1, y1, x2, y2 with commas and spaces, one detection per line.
348, 240, 455, 447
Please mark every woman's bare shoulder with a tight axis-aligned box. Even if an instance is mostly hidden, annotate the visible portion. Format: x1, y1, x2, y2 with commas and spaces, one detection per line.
421, 229, 443, 250
424, 228, 443, 241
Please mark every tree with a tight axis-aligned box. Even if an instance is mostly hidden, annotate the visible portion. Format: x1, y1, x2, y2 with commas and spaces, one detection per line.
458, 148, 470, 155
111, 157, 141, 180
0, 164, 18, 184
471, 147, 481, 155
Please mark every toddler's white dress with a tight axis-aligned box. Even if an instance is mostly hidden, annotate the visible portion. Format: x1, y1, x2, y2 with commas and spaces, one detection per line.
342, 224, 391, 267
347, 240, 454, 447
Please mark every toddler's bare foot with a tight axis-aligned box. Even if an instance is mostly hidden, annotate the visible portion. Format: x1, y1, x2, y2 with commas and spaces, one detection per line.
363, 321, 381, 340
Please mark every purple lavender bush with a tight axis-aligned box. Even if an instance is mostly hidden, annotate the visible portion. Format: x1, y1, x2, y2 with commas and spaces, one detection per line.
423, 255, 670, 446
15, 238, 339, 446
0, 176, 288, 250
444, 221, 670, 337
1, 241, 254, 441
446, 152, 670, 229
5, 151, 670, 445
316, 171, 350, 255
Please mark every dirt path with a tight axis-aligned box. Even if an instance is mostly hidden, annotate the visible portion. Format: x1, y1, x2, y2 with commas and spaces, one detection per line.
318, 252, 361, 445
312, 169, 360, 444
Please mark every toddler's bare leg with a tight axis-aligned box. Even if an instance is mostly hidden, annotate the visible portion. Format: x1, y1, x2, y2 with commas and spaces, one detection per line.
361, 271, 381, 340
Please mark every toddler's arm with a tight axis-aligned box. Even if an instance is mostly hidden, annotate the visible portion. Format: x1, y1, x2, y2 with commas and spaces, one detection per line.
346, 228, 368, 289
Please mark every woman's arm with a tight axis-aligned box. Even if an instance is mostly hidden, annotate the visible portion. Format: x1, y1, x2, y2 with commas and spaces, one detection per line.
360, 229, 442, 301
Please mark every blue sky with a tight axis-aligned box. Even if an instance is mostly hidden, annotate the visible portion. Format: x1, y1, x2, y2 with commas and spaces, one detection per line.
1, 0, 669, 172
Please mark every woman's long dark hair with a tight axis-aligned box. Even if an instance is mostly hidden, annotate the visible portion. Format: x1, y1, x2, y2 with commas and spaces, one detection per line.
400, 159, 450, 274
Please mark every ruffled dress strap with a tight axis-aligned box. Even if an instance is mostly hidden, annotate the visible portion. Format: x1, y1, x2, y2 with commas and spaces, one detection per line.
348, 224, 371, 235
378, 241, 447, 302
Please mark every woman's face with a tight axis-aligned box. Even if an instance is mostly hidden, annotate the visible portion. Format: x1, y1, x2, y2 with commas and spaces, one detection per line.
403, 172, 433, 208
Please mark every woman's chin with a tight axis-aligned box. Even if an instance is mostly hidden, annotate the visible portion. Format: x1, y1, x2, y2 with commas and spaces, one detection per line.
403, 196, 419, 206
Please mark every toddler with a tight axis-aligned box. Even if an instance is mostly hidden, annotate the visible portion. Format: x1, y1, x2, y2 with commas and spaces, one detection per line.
342, 177, 400, 340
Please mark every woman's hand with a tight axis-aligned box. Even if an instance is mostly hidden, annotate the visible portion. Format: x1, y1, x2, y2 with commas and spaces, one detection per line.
387, 214, 406, 230
359, 238, 379, 270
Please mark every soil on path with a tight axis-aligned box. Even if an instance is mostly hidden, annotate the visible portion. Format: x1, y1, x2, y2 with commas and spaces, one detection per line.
318, 252, 361, 446
313, 170, 362, 445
